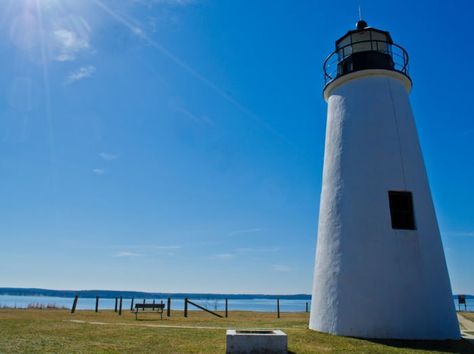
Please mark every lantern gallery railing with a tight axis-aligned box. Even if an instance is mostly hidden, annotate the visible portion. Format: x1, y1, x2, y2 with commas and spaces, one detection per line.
323, 40, 410, 86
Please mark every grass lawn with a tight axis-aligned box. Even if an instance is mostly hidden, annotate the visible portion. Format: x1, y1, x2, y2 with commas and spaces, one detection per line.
0, 309, 473, 353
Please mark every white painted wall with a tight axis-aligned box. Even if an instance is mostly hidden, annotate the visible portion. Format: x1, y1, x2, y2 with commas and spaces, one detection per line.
309, 70, 460, 339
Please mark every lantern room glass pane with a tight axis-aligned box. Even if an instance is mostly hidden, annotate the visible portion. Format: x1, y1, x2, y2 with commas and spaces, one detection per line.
371, 31, 389, 41
337, 35, 352, 60
351, 31, 371, 53
337, 36, 351, 48
352, 41, 372, 53
371, 31, 389, 53
351, 31, 371, 43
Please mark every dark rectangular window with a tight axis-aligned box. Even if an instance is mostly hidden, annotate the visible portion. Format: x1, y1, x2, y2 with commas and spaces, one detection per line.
388, 191, 416, 230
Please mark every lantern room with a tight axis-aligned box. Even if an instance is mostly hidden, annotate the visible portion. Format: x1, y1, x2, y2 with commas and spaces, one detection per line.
323, 20, 409, 86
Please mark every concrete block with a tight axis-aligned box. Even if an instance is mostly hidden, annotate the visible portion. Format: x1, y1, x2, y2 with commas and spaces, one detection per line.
226, 329, 287, 354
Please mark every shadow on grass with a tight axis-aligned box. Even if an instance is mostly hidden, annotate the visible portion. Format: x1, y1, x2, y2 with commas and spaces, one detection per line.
364, 338, 474, 353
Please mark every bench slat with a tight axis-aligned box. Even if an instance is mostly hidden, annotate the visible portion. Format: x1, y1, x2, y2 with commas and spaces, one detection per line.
135, 304, 165, 309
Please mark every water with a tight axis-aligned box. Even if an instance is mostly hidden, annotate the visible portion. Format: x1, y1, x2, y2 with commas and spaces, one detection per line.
0, 295, 310, 312
455, 297, 474, 312
1, 295, 472, 313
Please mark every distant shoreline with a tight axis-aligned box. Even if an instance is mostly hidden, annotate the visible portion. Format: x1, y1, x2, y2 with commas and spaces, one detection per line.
1, 287, 472, 301
0, 287, 312, 300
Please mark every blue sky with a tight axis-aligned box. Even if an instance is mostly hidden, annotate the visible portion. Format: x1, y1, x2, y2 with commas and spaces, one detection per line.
0, 0, 473, 294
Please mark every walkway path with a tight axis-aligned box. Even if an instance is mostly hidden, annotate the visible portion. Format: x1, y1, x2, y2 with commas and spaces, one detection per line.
66, 319, 227, 330
65, 319, 305, 331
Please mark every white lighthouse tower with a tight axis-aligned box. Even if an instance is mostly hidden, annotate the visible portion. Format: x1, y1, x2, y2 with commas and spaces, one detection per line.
310, 21, 460, 340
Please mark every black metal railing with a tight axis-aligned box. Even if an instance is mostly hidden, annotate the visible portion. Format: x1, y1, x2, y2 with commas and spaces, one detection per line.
323, 40, 410, 86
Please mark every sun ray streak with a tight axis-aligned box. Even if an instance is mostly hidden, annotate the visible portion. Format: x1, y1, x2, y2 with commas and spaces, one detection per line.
91, 0, 297, 149
35, 0, 57, 190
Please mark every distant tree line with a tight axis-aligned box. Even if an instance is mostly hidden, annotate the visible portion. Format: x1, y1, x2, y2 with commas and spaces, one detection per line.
0, 287, 313, 300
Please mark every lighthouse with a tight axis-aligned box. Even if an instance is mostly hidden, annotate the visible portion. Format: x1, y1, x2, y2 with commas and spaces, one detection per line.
309, 21, 460, 339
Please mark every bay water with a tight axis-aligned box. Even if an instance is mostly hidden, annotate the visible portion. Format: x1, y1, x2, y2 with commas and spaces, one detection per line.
1, 294, 472, 313
0, 295, 309, 312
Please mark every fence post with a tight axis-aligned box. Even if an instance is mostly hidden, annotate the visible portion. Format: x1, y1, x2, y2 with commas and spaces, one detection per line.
95, 296, 99, 312
143, 299, 146, 311
305, 302, 309, 313
119, 297, 123, 315
277, 298, 280, 318
71, 295, 79, 314
184, 298, 188, 318
225, 298, 228, 318
130, 298, 135, 311
114, 297, 118, 312
167, 297, 171, 317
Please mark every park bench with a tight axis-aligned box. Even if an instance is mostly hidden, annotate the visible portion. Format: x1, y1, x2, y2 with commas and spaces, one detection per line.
133, 303, 165, 320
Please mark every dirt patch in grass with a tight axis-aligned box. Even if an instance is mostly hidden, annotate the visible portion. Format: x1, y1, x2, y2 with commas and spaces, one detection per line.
460, 312, 474, 323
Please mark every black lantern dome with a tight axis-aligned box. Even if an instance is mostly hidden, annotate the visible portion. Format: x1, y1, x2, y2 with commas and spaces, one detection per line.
323, 21, 409, 86
356, 20, 368, 30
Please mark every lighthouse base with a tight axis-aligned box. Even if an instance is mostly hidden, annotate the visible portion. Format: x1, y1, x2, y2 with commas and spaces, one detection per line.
310, 73, 460, 341
309, 317, 461, 341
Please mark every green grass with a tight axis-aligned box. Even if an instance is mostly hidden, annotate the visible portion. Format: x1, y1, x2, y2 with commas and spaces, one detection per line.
0, 309, 472, 353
